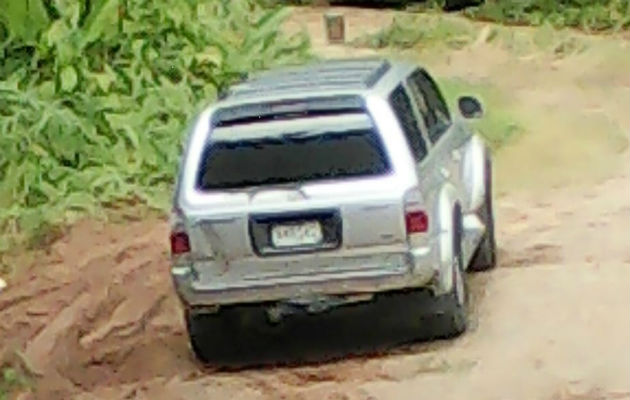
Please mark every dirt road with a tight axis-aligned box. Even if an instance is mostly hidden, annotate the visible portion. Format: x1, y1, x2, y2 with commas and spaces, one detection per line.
1, 7, 629, 400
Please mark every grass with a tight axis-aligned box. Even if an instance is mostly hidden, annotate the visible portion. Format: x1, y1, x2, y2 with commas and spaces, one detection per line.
494, 103, 628, 192
463, 0, 630, 32
436, 73, 627, 193
351, 11, 593, 59
438, 78, 524, 150
351, 13, 477, 50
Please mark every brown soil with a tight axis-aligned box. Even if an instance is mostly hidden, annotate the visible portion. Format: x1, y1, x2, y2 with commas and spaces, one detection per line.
1, 7, 629, 400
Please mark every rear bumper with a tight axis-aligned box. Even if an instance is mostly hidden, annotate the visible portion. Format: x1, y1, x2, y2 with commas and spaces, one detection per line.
172, 247, 439, 308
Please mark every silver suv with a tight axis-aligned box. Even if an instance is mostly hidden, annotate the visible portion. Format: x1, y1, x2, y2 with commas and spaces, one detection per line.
170, 58, 496, 363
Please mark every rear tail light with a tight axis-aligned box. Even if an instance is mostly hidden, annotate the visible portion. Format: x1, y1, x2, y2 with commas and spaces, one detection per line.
170, 207, 190, 256
405, 211, 429, 234
170, 231, 191, 255
403, 187, 429, 236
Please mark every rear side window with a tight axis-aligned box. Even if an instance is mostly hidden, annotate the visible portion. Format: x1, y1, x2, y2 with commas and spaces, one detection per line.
388, 85, 427, 162
409, 69, 451, 144
196, 114, 391, 191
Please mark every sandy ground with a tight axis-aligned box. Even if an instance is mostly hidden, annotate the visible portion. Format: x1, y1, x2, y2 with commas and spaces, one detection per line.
1, 6, 629, 400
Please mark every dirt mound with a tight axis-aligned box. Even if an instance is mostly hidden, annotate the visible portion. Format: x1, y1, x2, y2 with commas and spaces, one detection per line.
0, 219, 194, 399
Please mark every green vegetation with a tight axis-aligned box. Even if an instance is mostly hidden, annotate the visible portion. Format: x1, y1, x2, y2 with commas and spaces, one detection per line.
0, 0, 311, 252
351, 14, 476, 49
352, 12, 591, 58
411, 0, 630, 32
0, 367, 27, 400
465, 0, 630, 32
438, 78, 524, 150
0, 0, 626, 258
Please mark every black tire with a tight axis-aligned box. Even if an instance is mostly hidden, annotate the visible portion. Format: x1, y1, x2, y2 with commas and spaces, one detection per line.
469, 155, 497, 272
432, 212, 468, 338
185, 307, 265, 365
185, 309, 225, 364
184, 304, 307, 366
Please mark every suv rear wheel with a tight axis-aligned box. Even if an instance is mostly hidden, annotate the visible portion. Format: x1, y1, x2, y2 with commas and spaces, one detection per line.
185, 305, 290, 366
185, 309, 224, 364
432, 215, 468, 338
185, 308, 262, 365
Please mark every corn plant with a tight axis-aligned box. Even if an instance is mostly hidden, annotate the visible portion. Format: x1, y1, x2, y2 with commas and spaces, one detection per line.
0, 0, 312, 252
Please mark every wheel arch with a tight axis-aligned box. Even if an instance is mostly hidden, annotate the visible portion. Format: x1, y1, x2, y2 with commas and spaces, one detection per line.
434, 183, 464, 295
462, 134, 491, 213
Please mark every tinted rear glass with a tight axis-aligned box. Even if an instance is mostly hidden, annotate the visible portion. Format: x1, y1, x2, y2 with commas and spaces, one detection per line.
196, 114, 390, 191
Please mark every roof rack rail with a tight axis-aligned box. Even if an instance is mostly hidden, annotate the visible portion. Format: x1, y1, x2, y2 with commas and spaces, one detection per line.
224, 58, 392, 100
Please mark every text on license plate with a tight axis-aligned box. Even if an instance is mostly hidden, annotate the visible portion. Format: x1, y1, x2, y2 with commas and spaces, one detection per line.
271, 221, 323, 248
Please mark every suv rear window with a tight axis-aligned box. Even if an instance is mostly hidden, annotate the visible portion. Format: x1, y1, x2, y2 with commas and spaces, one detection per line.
196, 114, 390, 191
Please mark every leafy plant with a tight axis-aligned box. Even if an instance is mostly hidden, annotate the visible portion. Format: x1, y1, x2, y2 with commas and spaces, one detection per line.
0, 0, 312, 251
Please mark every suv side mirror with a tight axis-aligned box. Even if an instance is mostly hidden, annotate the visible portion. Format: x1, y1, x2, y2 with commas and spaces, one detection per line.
458, 96, 484, 119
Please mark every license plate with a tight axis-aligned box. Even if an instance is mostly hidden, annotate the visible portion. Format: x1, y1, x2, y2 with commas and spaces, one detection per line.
271, 221, 323, 248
